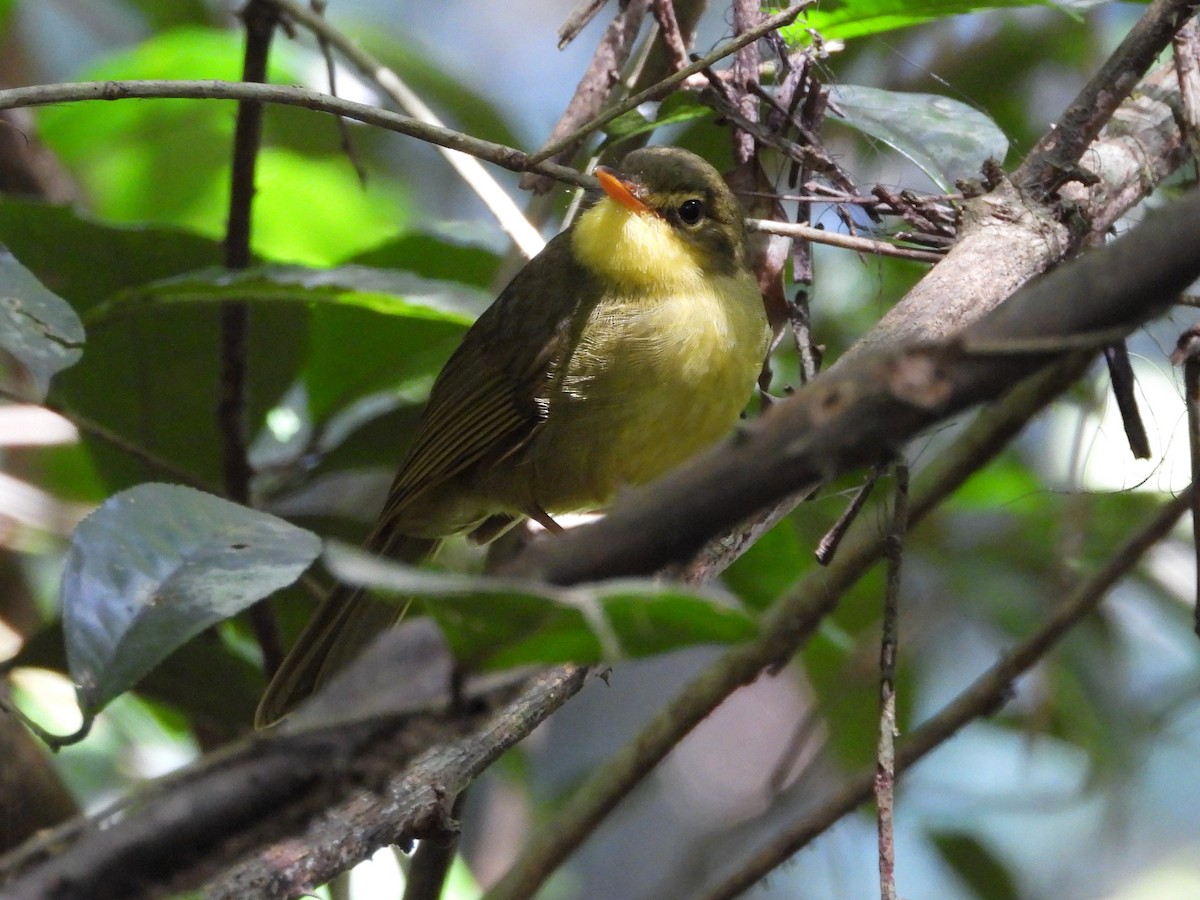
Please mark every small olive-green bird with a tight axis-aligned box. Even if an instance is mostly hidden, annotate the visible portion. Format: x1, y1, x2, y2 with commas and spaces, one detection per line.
256, 146, 770, 725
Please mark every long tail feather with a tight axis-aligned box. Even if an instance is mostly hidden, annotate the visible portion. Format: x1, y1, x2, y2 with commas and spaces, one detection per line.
255, 534, 439, 727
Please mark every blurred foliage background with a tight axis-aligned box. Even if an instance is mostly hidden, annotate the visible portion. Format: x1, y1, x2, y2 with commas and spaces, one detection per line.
1, 1, 1198, 898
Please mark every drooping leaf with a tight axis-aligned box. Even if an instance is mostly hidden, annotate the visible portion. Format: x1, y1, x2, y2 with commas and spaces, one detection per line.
62, 483, 320, 717
6, 621, 263, 734
829, 84, 1009, 189
324, 545, 758, 669
99, 265, 489, 327
0, 246, 85, 397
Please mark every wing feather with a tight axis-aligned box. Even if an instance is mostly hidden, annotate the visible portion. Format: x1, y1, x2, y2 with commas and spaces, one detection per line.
375, 231, 596, 530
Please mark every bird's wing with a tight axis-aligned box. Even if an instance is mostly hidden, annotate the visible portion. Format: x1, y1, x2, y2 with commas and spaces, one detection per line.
375, 231, 595, 528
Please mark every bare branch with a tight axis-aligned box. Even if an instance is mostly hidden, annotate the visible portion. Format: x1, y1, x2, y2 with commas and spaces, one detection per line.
1015, 0, 1199, 196
0, 79, 592, 188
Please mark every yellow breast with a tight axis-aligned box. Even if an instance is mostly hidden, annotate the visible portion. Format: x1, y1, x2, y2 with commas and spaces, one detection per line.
523, 196, 770, 512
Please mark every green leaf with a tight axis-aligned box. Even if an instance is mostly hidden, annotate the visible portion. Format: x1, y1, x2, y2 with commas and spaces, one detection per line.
0, 200, 305, 491
6, 621, 263, 735
324, 545, 758, 669
100, 265, 489, 327
721, 518, 807, 612
829, 84, 1009, 189
930, 831, 1019, 900
787, 0, 1061, 43
603, 92, 716, 144
351, 232, 502, 287
123, 0, 215, 29
37, 28, 406, 265
0, 246, 85, 397
62, 483, 320, 716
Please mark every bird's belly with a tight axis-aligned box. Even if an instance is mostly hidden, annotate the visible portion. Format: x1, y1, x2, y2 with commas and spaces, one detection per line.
525, 284, 767, 513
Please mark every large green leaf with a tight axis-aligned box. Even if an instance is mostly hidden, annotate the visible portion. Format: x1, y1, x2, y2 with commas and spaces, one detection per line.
62, 483, 320, 717
829, 85, 1009, 189
324, 545, 758, 669
119, 261, 482, 423
350, 232, 501, 287
0, 245, 85, 398
100, 264, 489, 327
0, 201, 475, 494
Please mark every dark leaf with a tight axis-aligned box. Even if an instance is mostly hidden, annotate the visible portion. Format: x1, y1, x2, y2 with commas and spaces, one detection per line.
829, 84, 1009, 189
62, 484, 320, 716
324, 545, 757, 669
0, 246, 84, 397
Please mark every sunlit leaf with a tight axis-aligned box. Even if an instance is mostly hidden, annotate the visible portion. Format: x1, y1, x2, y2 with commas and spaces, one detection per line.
0, 246, 85, 397
604, 92, 716, 144
36, 28, 406, 266
324, 545, 758, 669
62, 484, 320, 716
829, 84, 1009, 188
786, 0, 1063, 43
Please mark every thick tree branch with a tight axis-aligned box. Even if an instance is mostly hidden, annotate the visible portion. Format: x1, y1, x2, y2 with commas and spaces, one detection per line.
0, 660, 586, 899
1015, 0, 1200, 196
482, 180, 1200, 897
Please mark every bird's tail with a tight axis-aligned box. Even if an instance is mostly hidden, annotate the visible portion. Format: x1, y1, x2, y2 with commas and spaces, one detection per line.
255, 533, 439, 727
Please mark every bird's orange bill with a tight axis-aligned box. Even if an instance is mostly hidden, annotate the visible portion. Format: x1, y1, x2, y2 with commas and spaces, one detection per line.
595, 167, 650, 214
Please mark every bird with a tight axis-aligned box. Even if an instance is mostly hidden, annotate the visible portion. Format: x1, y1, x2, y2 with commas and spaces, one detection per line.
256, 146, 771, 726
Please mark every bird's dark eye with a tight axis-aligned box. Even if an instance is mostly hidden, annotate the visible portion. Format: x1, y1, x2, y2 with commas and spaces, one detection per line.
678, 198, 704, 225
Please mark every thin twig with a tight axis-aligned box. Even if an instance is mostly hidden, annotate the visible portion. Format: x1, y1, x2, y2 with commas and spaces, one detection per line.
875, 463, 907, 900
224, 0, 285, 679
522, 0, 652, 187
559, 0, 611, 48
525, 2, 811, 166
0, 80, 591, 189
699, 486, 1192, 900
308, 0, 367, 185
1103, 342, 1152, 459
747, 218, 945, 263
650, 0, 689, 72
815, 466, 881, 565
730, 0, 762, 165
1173, 18, 1200, 161
1170, 323, 1200, 636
